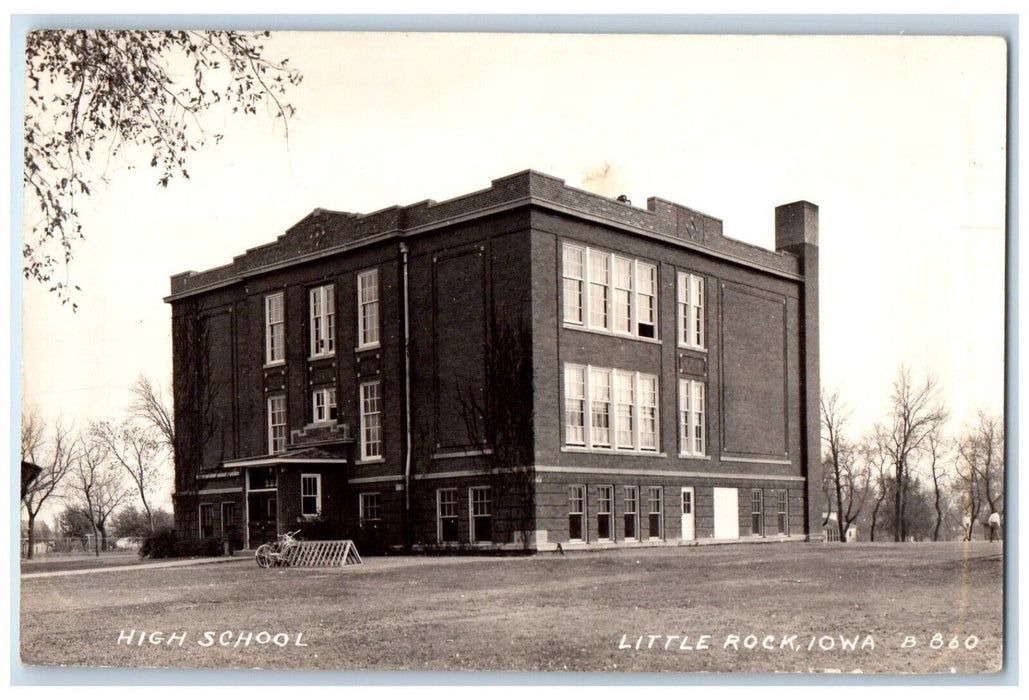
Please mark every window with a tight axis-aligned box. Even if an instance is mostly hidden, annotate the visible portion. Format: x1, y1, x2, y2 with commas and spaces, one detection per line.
265, 293, 285, 364
359, 492, 380, 524
597, 486, 613, 541
562, 244, 585, 324
648, 487, 663, 539
357, 269, 380, 349
569, 485, 586, 541
638, 375, 658, 450
360, 381, 382, 460
248, 467, 277, 490
564, 365, 586, 445
301, 474, 321, 516
679, 380, 707, 456
590, 368, 612, 448
751, 489, 764, 536
470, 487, 492, 543
220, 502, 235, 538
636, 262, 657, 338
312, 387, 338, 423
267, 396, 286, 454
438, 488, 459, 543
613, 256, 633, 333
624, 486, 639, 541
309, 284, 335, 357
614, 371, 635, 450
562, 244, 660, 340
678, 272, 706, 349
777, 490, 789, 536
588, 250, 610, 329
564, 364, 659, 452
199, 503, 215, 538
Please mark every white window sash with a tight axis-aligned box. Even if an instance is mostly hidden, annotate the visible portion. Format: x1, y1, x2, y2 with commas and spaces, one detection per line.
357, 270, 380, 349
360, 381, 382, 460
265, 293, 284, 364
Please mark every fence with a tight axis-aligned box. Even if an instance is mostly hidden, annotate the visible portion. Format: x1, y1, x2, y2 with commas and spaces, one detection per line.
21, 536, 144, 557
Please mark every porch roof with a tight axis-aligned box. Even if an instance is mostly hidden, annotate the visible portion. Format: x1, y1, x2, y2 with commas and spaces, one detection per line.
223, 447, 347, 469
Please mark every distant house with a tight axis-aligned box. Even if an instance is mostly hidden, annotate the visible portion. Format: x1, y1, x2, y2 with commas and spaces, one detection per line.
20, 460, 42, 500
167, 170, 821, 551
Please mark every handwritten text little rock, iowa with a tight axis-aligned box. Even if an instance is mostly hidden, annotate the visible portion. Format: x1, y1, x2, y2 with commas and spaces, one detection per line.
617, 633, 981, 653
117, 630, 308, 648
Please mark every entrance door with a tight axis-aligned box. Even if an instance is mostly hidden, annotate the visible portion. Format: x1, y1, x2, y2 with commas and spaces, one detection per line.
247, 492, 277, 548
680, 487, 696, 541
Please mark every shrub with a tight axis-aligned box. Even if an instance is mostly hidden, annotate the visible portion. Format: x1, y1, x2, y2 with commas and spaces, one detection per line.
140, 528, 178, 559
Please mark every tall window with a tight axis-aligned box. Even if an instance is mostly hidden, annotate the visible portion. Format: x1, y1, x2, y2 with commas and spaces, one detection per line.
220, 502, 235, 538
564, 365, 586, 446
562, 244, 660, 340
648, 487, 663, 539
360, 381, 382, 460
470, 487, 492, 543
563, 364, 659, 453
309, 284, 335, 357
360, 492, 380, 524
588, 250, 610, 329
265, 292, 285, 364
312, 387, 337, 423
638, 375, 658, 450
357, 269, 380, 348
267, 395, 286, 454
562, 244, 585, 324
613, 256, 633, 333
624, 486, 639, 541
777, 490, 789, 536
679, 380, 707, 456
751, 489, 764, 536
597, 486, 613, 541
589, 368, 612, 448
635, 262, 657, 338
569, 485, 586, 541
438, 488, 459, 543
614, 371, 635, 450
301, 474, 321, 516
678, 272, 706, 349
199, 504, 215, 538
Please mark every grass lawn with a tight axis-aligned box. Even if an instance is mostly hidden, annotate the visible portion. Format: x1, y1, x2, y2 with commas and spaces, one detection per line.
20, 541, 1003, 674
21, 552, 148, 574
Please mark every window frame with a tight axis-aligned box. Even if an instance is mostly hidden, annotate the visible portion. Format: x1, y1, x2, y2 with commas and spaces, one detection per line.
357, 269, 380, 350
563, 363, 659, 453
777, 490, 789, 536
623, 486, 639, 541
220, 502, 235, 538
648, 486, 664, 540
312, 387, 338, 424
568, 485, 587, 542
300, 473, 322, 517
437, 488, 460, 544
677, 271, 706, 350
267, 395, 287, 454
265, 292, 285, 366
678, 379, 707, 457
597, 485, 614, 541
308, 284, 336, 358
469, 486, 492, 544
199, 503, 215, 539
359, 492, 381, 525
562, 243, 661, 342
359, 380, 383, 461
751, 489, 764, 536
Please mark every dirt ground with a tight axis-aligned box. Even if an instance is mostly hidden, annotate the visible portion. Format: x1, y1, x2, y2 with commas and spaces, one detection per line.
19, 541, 1004, 675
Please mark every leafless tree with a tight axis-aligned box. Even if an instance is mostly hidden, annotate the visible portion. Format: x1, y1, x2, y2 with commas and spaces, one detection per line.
924, 428, 948, 541
875, 367, 947, 542
70, 432, 129, 556
131, 375, 175, 453
864, 430, 891, 542
820, 389, 870, 542
955, 411, 1004, 540
94, 419, 164, 535
20, 411, 76, 559
459, 316, 535, 549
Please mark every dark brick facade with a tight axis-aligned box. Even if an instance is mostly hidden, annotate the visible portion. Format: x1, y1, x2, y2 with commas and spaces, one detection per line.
167, 170, 819, 551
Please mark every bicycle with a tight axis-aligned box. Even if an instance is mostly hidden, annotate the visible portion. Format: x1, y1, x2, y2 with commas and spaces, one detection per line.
255, 529, 302, 568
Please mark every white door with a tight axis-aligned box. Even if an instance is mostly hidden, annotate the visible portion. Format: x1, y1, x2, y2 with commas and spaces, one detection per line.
680, 487, 696, 541
713, 487, 740, 540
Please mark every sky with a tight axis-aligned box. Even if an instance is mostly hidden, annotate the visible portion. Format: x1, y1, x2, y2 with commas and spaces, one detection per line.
16, 32, 1008, 506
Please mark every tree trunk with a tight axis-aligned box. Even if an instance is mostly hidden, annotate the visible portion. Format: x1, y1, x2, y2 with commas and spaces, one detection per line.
931, 473, 943, 542
893, 463, 903, 542
25, 511, 37, 560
